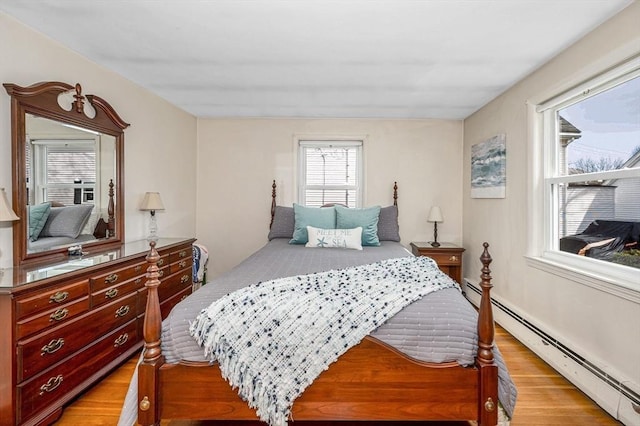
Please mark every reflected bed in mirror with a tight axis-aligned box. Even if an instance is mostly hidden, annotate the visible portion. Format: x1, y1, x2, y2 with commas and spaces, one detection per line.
25, 114, 117, 254
3, 81, 128, 266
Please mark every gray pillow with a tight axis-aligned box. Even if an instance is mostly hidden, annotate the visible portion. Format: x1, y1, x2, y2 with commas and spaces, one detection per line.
377, 205, 400, 241
268, 206, 295, 240
39, 204, 95, 239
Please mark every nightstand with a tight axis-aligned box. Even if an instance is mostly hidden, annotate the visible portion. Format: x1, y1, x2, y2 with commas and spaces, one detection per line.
410, 242, 465, 285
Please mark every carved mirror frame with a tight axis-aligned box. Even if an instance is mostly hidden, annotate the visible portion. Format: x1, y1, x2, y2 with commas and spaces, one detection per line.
3, 81, 129, 266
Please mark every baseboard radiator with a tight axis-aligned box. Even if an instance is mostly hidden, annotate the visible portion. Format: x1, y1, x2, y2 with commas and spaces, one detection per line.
465, 280, 640, 425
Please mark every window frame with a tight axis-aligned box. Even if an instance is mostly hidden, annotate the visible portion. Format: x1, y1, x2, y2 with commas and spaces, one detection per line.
297, 139, 364, 208
527, 55, 640, 298
30, 138, 100, 206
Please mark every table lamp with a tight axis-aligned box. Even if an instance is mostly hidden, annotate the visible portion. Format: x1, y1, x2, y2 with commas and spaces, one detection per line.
140, 192, 164, 241
427, 206, 443, 247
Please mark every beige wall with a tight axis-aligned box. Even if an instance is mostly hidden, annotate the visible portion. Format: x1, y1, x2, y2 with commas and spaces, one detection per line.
463, 2, 640, 421
196, 118, 463, 276
0, 13, 198, 268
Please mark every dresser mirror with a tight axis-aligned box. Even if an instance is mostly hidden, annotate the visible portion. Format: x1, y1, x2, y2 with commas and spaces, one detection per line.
3, 81, 129, 267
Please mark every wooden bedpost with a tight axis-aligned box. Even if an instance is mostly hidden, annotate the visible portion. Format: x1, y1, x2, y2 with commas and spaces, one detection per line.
270, 180, 276, 229
138, 241, 164, 425
477, 242, 498, 425
107, 179, 115, 238
393, 181, 398, 207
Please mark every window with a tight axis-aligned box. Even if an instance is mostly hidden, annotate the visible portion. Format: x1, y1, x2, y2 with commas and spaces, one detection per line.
31, 139, 97, 206
537, 59, 640, 281
298, 140, 363, 207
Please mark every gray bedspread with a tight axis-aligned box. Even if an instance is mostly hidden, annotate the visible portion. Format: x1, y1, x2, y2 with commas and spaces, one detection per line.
118, 239, 516, 425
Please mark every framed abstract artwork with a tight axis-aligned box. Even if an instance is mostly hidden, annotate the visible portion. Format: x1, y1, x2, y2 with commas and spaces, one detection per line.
471, 134, 506, 198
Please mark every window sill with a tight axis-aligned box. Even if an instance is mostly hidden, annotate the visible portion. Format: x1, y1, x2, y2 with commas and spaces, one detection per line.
525, 252, 640, 303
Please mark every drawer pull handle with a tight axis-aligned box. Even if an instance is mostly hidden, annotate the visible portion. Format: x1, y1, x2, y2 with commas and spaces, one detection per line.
179, 260, 187, 268
115, 305, 130, 318
179, 250, 187, 258
50, 308, 69, 322
39, 375, 63, 395
114, 333, 129, 347
49, 291, 69, 304
135, 265, 142, 272
449, 255, 458, 262
140, 396, 151, 411
135, 278, 142, 284
181, 294, 188, 301
158, 258, 164, 266
41, 338, 65, 356
105, 288, 119, 299
181, 274, 190, 284
105, 273, 119, 284
158, 270, 164, 278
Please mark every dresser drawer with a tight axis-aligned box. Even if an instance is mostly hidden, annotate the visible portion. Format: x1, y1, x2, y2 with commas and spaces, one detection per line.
170, 256, 192, 274
91, 274, 145, 309
160, 286, 192, 319
169, 246, 192, 263
15, 280, 89, 320
90, 260, 147, 292
16, 297, 90, 340
17, 320, 138, 424
426, 252, 463, 266
158, 270, 192, 301
18, 292, 138, 382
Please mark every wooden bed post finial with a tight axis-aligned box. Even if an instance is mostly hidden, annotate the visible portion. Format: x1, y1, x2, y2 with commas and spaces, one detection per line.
270, 180, 277, 229
142, 241, 163, 364
477, 242, 495, 365
477, 242, 498, 425
393, 181, 398, 207
107, 179, 115, 238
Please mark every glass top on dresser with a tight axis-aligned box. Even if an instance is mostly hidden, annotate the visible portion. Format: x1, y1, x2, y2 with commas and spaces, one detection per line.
0, 238, 192, 289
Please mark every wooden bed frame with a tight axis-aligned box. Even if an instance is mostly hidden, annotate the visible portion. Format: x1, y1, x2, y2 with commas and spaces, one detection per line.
138, 182, 498, 425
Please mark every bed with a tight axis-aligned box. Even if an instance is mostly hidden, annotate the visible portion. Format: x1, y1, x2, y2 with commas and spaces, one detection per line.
121, 182, 516, 426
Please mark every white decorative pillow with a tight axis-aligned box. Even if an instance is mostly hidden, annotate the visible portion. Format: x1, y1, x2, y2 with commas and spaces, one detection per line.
305, 226, 363, 250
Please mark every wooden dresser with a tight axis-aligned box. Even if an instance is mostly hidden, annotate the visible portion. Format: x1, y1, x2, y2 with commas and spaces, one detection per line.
410, 242, 465, 285
0, 237, 195, 426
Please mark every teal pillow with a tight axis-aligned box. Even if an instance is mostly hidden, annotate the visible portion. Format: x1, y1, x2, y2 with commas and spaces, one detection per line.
335, 204, 381, 246
290, 204, 336, 244
29, 202, 52, 241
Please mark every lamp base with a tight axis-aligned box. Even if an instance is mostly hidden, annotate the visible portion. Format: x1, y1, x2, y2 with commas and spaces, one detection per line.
430, 241, 441, 247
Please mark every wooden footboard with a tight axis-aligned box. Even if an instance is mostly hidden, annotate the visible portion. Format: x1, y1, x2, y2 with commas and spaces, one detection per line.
138, 242, 498, 425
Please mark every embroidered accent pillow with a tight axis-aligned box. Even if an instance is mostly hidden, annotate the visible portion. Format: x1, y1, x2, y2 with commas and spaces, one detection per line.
305, 226, 363, 250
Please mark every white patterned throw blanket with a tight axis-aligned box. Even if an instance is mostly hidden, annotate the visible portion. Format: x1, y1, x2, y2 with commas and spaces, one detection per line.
189, 256, 458, 426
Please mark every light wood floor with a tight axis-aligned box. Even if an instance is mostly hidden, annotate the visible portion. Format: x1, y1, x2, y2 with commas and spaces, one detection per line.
54, 325, 621, 426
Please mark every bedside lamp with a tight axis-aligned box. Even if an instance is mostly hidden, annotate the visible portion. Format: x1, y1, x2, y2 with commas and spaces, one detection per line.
427, 206, 443, 247
140, 192, 164, 241
0, 188, 19, 222
0, 188, 19, 273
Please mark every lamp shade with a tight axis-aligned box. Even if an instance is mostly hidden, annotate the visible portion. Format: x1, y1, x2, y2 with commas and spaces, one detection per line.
140, 192, 165, 212
0, 188, 19, 222
427, 206, 443, 223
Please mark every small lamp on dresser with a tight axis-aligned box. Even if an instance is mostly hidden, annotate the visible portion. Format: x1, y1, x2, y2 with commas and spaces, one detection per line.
427, 206, 443, 247
0, 187, 20, 272
140, 192, 165, 242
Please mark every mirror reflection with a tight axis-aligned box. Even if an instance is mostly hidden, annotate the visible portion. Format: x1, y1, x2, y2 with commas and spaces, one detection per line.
25, 114, 117, 254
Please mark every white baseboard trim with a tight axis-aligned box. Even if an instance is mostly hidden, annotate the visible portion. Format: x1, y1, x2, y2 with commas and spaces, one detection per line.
465, 279, 640, 426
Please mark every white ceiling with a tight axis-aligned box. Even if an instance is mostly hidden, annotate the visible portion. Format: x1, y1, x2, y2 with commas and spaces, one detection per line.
0, 0, 633, 119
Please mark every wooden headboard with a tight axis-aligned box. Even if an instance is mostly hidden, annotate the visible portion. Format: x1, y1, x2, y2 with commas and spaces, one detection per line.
270, 181, 398, 228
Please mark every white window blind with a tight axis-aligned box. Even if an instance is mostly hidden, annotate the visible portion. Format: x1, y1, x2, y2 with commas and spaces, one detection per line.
298, 140, 363, 207
32, 140, 97, 206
